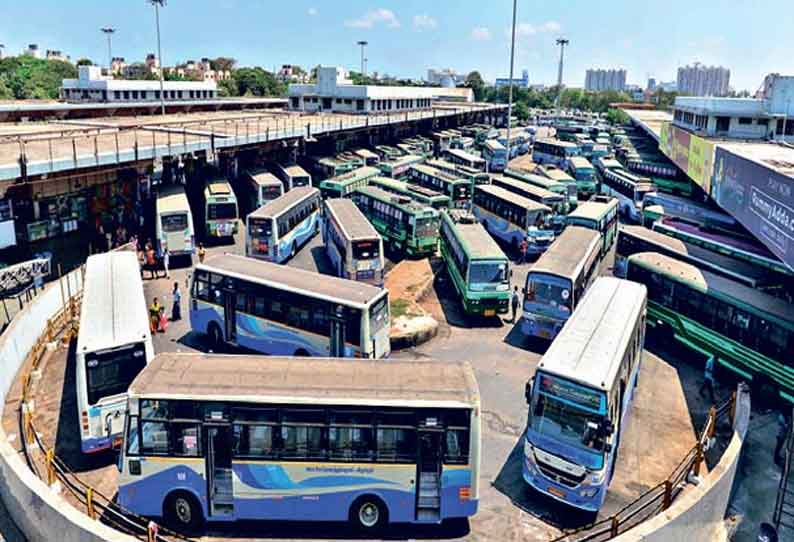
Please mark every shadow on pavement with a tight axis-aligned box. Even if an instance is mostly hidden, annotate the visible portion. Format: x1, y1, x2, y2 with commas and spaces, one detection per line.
309, 245, 336, 275
502, 323, 550, 355
492, 436, 597, 531
430, 265, 507, 330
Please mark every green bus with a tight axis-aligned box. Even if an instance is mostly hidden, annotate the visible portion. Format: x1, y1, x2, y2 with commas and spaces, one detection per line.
374, 145, 404, 160
352, 186, 440, 256
369, 176, 451, 210
439, 210, 511, 317
566, 196, 619, 256
408, 164, 472, 206
319, 166, 380, 199
426, 159, 490, 186
535, 165, 579, 209
503, 169, 572, 214
566, 156, 598, 199
308, 155, 355, 179
626, 251, 794, 403
378, 154, 425, 179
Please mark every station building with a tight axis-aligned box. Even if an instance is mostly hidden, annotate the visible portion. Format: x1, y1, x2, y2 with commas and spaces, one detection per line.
287, 66, 473, 114
60, 65, 218, 103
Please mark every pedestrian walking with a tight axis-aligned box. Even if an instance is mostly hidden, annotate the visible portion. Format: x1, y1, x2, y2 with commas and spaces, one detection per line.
145, 246, 157, 279
698, 354, 716, 404
511, 286, 521, 323
163, 248, 170, 279
171, 282, 182, 321
775, 411, 790, 467
198, 243, 206, 264
149, 297, 161, 333
519, 239, 528, 264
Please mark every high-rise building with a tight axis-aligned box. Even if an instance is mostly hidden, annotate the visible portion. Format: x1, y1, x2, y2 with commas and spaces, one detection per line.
676, 63, 730, 96
647, 78, 657, 92
584, 69, 626, 92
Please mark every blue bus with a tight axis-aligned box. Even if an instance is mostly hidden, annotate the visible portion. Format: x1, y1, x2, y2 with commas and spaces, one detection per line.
532, 139, 580, 168
245, 187, 321, 263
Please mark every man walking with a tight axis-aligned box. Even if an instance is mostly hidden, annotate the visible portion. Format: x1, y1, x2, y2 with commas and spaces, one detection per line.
171, 282, 182, 321
511, 286, 521, 323
698, 354, 716, 403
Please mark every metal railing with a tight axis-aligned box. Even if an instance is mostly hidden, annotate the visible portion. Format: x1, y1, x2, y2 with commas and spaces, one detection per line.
549, 393, 738, 542
773, 408, 794, 536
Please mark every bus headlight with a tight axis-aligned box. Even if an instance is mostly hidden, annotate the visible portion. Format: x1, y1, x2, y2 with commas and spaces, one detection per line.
579, 487, 598, 498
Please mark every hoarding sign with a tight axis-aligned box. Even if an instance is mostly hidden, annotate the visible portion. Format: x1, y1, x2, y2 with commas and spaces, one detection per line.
658, 123, 716, 193
712, 147, 794, 270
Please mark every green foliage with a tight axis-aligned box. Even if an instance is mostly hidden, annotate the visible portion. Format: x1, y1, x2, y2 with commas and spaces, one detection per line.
465, 71, 486, 101
209, 57, 236, 72
606, 108, 630, 125
513, 101, 529, 121
651, 89, 677, 109
480, 83, 634, 114
75, 58, 93, 66
227, 67, 286, 97
0, 77, 13, 100
0, 56, 77, 100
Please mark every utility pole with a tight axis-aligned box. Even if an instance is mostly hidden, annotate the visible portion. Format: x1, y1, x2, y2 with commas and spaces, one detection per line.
0, 44, 5, 60
357, 41, 368, 77
505, 0, 518, 164
149, 0, 167, 116
555, 38, 569, 116
100, 27, 115, 72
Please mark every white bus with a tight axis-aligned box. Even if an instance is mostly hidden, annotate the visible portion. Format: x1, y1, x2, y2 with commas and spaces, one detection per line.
444, 149, 486, 171
190, 254, 391, 358
76, 251, 154, 454
532, 139, 580, 168
155, 184, 195, 259
203, 177, 239, 238
118, 354, 480, 532
243, 169, 283, 212
323, 198, 385, 287
352, 148, 381, 167
245, 187, 321, 263
272, 163, 312, 191
521, 226, 602, 341
523, 276, 646, 511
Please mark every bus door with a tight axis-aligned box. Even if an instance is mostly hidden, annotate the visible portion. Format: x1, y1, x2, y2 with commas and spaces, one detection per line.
204, 424, 234, 518
416, 422, 443, 521
222, 287, 237, 345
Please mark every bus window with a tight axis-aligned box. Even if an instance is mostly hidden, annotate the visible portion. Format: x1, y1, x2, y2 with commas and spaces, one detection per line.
85, 343, 148, 407
208, 203, 237, 220
161, 214, 188, 232
468, 261, 508, 289
353, 240, 380, 260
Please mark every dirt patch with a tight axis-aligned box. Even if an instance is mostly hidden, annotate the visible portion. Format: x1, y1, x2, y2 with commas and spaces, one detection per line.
385, 258, 438, 348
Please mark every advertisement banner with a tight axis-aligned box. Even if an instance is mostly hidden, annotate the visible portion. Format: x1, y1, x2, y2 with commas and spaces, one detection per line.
687, 134, 716, 193
659, 122, 673, 157
712, 147, 794, 270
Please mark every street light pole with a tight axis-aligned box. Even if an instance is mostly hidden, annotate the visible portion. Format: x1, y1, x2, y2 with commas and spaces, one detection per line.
505, 0, 517, 165
555, 38, 570, 116
149, 0, 167, 116
100, 27, 115, 72
357, 40, 368, 77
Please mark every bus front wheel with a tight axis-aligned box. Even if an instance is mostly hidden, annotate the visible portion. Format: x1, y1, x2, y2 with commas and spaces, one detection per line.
207, 323, 223, 350
350, 495, 387, 532
164, 491, 203, 533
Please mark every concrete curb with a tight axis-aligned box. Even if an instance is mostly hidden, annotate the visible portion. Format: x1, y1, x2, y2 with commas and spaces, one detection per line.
390, 315, 439, 350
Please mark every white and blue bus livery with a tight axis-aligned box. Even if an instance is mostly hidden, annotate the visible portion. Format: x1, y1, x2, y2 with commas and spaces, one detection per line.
323, 198, 385, 287
245, 187, 321, 263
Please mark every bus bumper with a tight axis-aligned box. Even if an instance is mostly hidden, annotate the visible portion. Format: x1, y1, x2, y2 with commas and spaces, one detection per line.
523, 456, 604, 512
465, 297, 509, 316
520, 314, 563, 340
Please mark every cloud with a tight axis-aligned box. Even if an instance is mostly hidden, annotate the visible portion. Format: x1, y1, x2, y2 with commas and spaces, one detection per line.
540, 21, 561, 33
413, 14, 437, 31
345, 8, 400, 29
307, 7, 318, 16
508, 20, 562, 38
471, 27, 491, 41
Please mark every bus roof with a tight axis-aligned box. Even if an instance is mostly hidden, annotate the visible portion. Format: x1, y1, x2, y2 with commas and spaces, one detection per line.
491, 175, 563, 201
205, 177, 233, 195
628, 252, 794, 324
327, 166, 380, 184
598, 158, 623, 170
447, 148, 486, 163
538, 277, 647, 391
536, 138, 578, 149
444, 211, 507, 261
77, 251, 150, 354
539, 167, 574, 182
249, 186, 319, 219
325, 198, 380, 241
156, 184, 190, 214
411, 164, 464, 182
529, 226, 601, 278
356, 186, 438, 216
200, 253, 385, 308
353, 148, 378, 159
476, 184, 551, 213
482, 140, 505, 151
385, 154, 423, 167
129, 354, 480, 409
282, 163, 310, 177
568, 156, 593, 169
568, 199, 617, 221
247, 169, 282, 187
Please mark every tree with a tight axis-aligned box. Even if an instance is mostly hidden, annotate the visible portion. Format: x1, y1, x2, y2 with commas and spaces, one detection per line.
210, 57, 236, 72
76, 58, 93, 66
465, 71, 486, 101
606, 108, 630, 125
0, 77, 13, 100
513, 101, 529, 121
228, 67, 286, 97
0, 56, 77, 99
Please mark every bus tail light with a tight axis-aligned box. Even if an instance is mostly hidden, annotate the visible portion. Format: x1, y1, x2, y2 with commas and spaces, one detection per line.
81, 411, 89, 433
459, 487, 471, 500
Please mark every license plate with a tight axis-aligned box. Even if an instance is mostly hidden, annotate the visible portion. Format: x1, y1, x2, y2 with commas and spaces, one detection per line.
548, 486, 565, 499
484, 309, 495, 317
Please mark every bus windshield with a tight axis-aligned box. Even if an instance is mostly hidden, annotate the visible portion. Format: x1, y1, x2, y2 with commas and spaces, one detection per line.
529, 374, 606, 469
525, 274, 572, 314
469, 261, 508, 290
415, 217, 438, 238
293, 176, 310, 187
262, 186, 282, 200
353, 240, 380, 260
208, 203, 237, 220
85, 343, 147, 406
161, 214, 187, 232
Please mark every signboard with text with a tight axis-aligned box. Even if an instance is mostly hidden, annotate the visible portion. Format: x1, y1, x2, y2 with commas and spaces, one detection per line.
659, 123, 715, 193
712, 147, 794, 270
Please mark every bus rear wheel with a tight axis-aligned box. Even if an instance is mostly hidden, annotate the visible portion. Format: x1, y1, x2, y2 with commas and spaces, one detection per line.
207, 323, 223, 350
164, 491, 203, 533
350, 496, 387, 532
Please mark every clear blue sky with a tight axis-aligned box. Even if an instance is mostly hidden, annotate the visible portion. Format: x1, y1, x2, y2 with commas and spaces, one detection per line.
1, 0, 792, 91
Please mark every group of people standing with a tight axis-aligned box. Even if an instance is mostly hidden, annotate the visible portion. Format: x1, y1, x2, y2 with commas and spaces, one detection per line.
149, 282, 182, 333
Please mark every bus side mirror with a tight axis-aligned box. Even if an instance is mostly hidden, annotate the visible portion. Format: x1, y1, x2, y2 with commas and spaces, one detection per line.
524, 379, 533, 403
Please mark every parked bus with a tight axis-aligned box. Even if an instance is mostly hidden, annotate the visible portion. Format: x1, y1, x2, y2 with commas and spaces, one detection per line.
242, 169, 283, 212
76, 252, 154, 453
480, 140, 508, 172
426, 159, 489, 186
626, 252, 794, 402
190, 254, 391, 358
203, 177, 239, 238
370, 176, 451, 210
352, 186, 440, 257
532, 139, 580, 168
599, 167, 654, 222
566, 156, 598, 199
523, 277, 647, 510
378, 154, 425, 179
615, 225, 774, 292
472, 184, 554, 255
352, 148, 381, 167
490, 175, 567, 233
306, 155, 355, 179
118, 354, 480, 531
272, 163, 312, 191
323, 198, 385, 287
155, 184, 195, 259
336, 152, 365, 169
440, 210, 511, 317
245, 187, 321, 263
408, 164, 471, 206
374, 145, 403, 160
318, 166, 380, 199
444, 149, 487, 171
566, 197, 619, 256
508, 168, 576, 211
521, 226, 602, 341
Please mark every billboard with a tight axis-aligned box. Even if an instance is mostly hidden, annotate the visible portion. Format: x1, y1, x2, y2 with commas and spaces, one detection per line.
712, 147, 794, 270
658, 123, 715, 193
